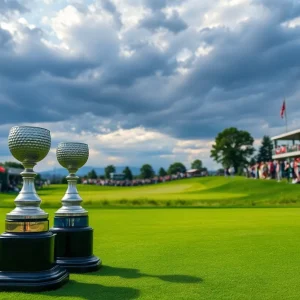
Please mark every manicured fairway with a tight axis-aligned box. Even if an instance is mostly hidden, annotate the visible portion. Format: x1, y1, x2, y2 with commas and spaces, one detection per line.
2, 176, 300, 207
1, 208, 300, 299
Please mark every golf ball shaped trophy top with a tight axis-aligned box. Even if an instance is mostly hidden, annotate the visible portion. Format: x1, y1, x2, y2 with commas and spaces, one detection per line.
0, 126, 69, 291
51, 142, 101, 272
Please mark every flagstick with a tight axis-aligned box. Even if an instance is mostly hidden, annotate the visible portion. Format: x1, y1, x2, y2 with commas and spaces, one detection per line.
284, 98, 288, 133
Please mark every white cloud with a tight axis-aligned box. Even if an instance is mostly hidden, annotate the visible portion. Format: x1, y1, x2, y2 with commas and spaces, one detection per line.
195, 44, 213, 57
176, 47, 192, 62
282, 17, 300, 28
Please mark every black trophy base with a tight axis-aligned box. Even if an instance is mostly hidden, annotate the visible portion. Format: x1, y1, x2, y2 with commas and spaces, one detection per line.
0, 231, 69, 292
51, 226, 101, 273
0, 265, 69, 292
56, 255, 101, 273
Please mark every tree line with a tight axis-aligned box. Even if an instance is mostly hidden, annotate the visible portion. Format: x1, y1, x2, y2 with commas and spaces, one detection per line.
210, 127, 273, 174
86, 159, 206, 180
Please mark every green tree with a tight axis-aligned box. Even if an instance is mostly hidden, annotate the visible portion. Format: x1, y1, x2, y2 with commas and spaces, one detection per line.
191, 159, 203, 170
168, 162, 186, 174
140, 164, 155, 179
210, 127, 255, 172
158, 167, 167, 177
256, 135, 273, 162
249, 157, 256, 166
87, 169, 97, 179
3, 161, 24, 169
105, 165, 116, 179
61, 177, 68, 184
123, 166, 133, 180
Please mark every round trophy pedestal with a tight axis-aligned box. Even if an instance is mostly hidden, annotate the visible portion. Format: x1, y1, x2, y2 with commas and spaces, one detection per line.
51, 220, 101, 273
0, 231, 69, 291
56, 254, 101, 273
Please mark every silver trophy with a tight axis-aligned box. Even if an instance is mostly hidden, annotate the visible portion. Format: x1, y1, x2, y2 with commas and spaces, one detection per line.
55, 142, 89, 216
7, 126, 51, 220
52, 142, 100, 272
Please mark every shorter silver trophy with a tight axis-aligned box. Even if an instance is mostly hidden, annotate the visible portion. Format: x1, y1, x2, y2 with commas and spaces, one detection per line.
7, 126, 50, 221
52, 141, 101, 272
55, 142, 89, 216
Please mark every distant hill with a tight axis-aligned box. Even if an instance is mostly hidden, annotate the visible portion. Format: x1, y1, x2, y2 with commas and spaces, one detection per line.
40, 166, 142, 179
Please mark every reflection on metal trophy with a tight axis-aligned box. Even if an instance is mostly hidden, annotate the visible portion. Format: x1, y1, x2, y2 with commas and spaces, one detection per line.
51, 142, 101, 272
0, 126, 69, 291
55, 142, 88, 220
7, 126, 50, 223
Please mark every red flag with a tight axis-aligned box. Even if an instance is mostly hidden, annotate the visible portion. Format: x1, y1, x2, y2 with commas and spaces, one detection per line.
0, 166, 5, 173
280, 100, 286, 118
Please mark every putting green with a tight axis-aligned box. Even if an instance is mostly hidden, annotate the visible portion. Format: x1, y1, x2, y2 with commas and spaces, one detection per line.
0, 208, 300, 299
1, 176, 300, 207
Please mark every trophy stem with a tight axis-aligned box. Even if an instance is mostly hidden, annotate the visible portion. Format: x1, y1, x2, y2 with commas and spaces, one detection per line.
55, 173, 87, 217
6, 168, 48, 220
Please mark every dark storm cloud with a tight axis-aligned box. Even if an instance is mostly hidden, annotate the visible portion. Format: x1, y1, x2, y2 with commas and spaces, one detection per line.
1, 0, 300, 144
0, 124, 11, 156
140, 10, 187, 33
0, 28, 95, 80
156, 4, 300, 139
0, 142, 9, 156
102, 45, 178, 85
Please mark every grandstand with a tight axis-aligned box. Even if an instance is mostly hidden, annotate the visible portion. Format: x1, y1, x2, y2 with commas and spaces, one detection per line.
271, 129, 300, 160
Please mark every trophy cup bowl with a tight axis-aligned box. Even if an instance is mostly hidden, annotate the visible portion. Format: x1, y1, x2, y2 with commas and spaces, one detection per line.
56, 142, 89, 173
8, 126, 51, 168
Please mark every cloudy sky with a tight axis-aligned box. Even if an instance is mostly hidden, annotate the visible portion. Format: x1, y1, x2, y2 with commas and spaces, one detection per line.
0, 0, 300, 172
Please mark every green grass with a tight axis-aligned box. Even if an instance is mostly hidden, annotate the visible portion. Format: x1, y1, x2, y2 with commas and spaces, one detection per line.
1, 176, 300, 207
1, 208, 300, 299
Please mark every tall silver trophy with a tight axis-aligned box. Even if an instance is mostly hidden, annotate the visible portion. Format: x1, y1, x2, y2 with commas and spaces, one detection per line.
7, 126, 50, 223
0, 126, 69, 291
51, 142, 101, 272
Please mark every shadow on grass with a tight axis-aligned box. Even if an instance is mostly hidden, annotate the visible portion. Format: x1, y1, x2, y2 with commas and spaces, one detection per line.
92, 265, 203, 284
0, 267, 202, 300
20, 280, 140, 300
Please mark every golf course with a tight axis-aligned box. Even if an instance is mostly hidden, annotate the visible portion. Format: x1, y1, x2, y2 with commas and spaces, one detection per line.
1, 176, 300, 207
0, 177, 300, 299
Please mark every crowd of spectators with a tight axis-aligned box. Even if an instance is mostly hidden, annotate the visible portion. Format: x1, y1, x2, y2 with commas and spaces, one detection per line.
3, 179, 51, 192
82, 171, 208, 186
223, 167, 235, 177
6, 180, 20, 192
246, 158, 300, 183
274, 144, 300, 155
